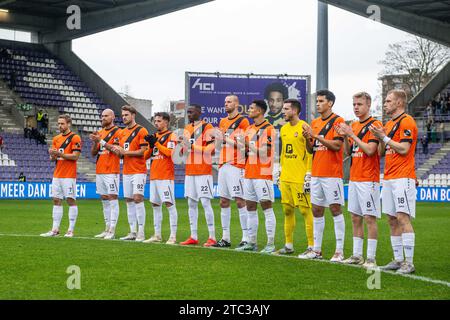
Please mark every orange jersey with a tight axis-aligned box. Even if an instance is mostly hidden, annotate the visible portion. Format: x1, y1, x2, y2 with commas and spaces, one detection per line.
120, 124, 149, 175
219, 114, 250, 169
95, 126, 121, 174
52, 132, 81, 179
349, 117, 381, 182
384, 113, 417, 180
184, 121, 215, 176
144, 130, 176, 180
311, 113, 344, 178
244, 120, 275, 180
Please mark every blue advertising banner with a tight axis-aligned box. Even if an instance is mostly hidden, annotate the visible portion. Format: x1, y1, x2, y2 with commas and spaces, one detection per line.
1, 181, 449, 203
186, 72, 311, 130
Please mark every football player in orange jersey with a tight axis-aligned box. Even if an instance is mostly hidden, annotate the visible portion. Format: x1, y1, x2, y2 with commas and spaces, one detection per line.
235, 100, 276, 253
369, 90, 418, 274
112, 105, 149, 242
301, 90, 346, 262
142, 112, 179, 245
336, 92, 381, 269
178, 104, 217, 247
89, 109, 122, 240
213, 95, 251, 248
41, 114, 81, 238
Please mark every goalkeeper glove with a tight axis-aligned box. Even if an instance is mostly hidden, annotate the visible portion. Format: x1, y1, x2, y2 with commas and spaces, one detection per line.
304, 172, 311, 194
144, 134, 158, 149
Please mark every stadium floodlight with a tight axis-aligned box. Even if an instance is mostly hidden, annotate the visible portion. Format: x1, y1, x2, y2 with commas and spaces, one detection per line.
0, 9, 9, 12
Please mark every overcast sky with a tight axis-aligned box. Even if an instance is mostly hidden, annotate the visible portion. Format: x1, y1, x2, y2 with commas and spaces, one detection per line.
72, 0, 412, 120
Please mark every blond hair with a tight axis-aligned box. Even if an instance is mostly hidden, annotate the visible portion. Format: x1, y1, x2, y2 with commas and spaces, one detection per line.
353, 91, 372, 104
387, 90, 407, 105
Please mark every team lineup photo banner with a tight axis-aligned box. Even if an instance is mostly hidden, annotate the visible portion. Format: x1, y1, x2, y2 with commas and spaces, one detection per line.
186, 72, 311, 127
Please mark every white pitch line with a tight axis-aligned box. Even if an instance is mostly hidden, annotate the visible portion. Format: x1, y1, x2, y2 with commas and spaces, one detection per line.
1, 233, 449, 288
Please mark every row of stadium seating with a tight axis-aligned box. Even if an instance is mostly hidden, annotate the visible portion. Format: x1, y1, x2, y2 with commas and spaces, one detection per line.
426, 153, 450, 175
0, 44, 116, 134
418, 179, 450, 187
0, 132, 89, 182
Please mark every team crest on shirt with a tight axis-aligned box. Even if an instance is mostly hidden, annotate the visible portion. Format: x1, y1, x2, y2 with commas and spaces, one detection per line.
326, 123, 331, 130
75, 142, 81, 148
231, 123, 237, 129
404, 129, 411, 137
294, 132, 298, 137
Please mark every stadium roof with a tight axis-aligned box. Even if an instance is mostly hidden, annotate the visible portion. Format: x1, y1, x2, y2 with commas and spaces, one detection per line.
0, 0, 213, 43
320, 0, 450, 46
0, 1, 449, 46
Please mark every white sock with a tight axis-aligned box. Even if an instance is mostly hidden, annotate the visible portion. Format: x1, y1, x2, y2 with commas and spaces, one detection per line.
238, 206, 249, 242
353, 237, 364, 257
313, 216, 325, 252
247, 210, 258, 243
285, 243, 294, 250
391, 236, 404, 262
221, 207, 231, 242
68, 206, 78, 232
333, 214, 345, 253
109, 199, 119, 230
168, 205, 178, 238
101, 200, 111, 230
153, 206, 163, 237
263, 208, 276, 246
402, 233, 415, 263
367, 239, 378, 260
201, 198, 215, 240
135, 202, 146, 234
52, 205, 63, 231
126, 202, 137, 233
188, 198, 199, 240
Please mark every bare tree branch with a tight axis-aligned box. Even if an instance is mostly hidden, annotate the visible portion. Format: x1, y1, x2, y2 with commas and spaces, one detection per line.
379, 36, 450, 95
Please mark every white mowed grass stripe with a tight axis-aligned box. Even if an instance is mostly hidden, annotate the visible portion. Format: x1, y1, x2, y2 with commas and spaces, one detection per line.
1, 233, 449, 289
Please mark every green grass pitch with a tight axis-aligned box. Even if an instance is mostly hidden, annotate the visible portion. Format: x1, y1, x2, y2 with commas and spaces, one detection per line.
0, 199, 449, 299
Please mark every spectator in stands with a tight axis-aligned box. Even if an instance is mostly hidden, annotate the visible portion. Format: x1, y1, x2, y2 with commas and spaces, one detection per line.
42, 114, 49, 135
426, 101, 433, 119
0, 48, 11, 61
426, 119, 433, 140
18, 172, 26, 182
446, 96, 450, 117
30, 127, 41, 144
439, 121, 445, 142
431, 122, 437, 142
34, 130, 46, 145
9, 70, 16, 90
24, 125, 31, 139
420, 134, 429, 154
36, 109, 44, 133
0, 134, 4, 152
435, 100, 442, 121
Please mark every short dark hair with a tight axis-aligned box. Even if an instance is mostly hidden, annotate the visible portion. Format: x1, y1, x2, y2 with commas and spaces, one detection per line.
284, 99, 302, 114
252, 100, 268, 113
189, 104, 203, 112
121, 105, 137, 115
154, 112, 170, 122
264, 82, 288, 100
58, 114, 72, 124
316, 89, 336, 106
